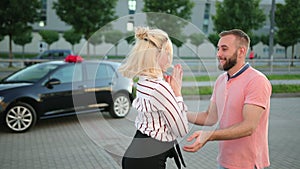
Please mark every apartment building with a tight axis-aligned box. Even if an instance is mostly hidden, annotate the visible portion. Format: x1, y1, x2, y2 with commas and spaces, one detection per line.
1, 0, 298, 59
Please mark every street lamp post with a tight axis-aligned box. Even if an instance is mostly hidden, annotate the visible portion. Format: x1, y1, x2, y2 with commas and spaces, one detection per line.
269, 0, 275, 72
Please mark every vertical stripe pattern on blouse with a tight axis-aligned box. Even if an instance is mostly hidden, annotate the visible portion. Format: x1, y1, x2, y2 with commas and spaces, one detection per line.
133, 77, 189, 142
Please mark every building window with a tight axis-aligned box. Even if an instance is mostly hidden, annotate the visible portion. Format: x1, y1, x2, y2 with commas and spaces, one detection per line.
128, 0, 136, 14
275, 48, 285, 54
39, 0, 47, 27
263, 47, 269, 55
203, 25, 208, 34
202, 2, 211, 34
127, 0, 136, 31
127, 21, 134, 31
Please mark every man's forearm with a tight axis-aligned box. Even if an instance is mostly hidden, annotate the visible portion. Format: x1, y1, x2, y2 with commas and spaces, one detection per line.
209, 122, 256, 141
187, 111, 217, 126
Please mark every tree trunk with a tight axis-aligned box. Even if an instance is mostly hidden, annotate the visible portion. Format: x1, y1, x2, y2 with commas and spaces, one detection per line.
291, 45, 295, 67
115, 44, 118, 56
93, 45, 96, 56
87, 41, 90, 59
22, 46, 25, 58
9, 34, 13, 67
285, 47, 287, 59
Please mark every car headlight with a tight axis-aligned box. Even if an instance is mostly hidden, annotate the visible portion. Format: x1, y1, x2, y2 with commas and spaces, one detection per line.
0, 96, 4, 103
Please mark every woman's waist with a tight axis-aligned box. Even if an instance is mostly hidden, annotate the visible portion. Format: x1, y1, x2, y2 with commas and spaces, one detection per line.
136, 127, 177, 143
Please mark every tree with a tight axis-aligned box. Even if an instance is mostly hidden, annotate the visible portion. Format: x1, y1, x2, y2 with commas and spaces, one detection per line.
124, 31, 135, 45
89, 32, 103, 56
13, 29, 33, 58
275, 30, 292, 59
212, 0, 265, 35
39, 30, 59, 50
189, 33, 205, 54
143, 0, 194, 19
63, 29, 82, 52
171, 34, 187, 57
260, 34, 269, 46
0, 0, 40, 66
275, 0, 300, 66
208, 33, 219, 47
143, 0, 195, 57
104, 30, 124, 56
53, 0, 118, 57
249, 34, 260, 50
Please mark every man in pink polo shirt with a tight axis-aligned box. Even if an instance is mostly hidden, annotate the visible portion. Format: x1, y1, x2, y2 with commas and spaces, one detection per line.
183, 29, 272, 169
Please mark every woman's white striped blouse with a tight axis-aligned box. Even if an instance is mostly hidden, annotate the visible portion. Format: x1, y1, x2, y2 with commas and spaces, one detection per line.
133, 76, 189, 142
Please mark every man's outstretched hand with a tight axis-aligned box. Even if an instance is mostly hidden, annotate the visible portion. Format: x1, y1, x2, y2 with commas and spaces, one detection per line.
183, 130, 213, 152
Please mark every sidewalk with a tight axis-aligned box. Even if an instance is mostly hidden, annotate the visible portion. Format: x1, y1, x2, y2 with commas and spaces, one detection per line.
0, 97, 299, 169
182, 79, 300, 100
182, 79, 300, 87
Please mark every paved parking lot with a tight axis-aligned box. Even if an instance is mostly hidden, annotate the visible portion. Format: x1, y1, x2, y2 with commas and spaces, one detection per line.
0, 97, 299, 169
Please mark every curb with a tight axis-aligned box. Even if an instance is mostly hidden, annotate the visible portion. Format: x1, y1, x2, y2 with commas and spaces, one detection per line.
271, 93, 300, 98
183, 93, 300, 100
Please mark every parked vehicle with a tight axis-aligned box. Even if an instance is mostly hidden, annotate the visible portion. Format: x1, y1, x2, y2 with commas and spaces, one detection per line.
0, 59, 134, 132
24, 49, 73, 66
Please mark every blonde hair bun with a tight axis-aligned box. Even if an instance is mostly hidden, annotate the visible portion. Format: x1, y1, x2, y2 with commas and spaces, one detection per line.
135, 27, 149, 41
118, 26, 173, 79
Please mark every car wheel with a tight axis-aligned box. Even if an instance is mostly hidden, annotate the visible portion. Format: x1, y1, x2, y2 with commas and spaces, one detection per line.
109, 93, 131, 118
5, 102, 37, 133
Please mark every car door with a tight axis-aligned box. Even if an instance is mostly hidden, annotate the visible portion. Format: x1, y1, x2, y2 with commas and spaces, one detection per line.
40, 63, 84, 115
94, 63, 115, 105
78, 62, 113, 109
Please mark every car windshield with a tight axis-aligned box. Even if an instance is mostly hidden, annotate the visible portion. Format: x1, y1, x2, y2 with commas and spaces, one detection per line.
4, 64, 59, 83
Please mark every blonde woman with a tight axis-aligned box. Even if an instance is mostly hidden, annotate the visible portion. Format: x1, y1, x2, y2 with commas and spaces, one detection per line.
119, 27, 188, 169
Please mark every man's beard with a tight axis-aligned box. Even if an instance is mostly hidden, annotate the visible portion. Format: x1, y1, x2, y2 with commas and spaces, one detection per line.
218, 51, 238, 71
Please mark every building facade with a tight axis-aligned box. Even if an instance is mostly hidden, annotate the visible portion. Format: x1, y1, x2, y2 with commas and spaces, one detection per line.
0, 0, 299, 59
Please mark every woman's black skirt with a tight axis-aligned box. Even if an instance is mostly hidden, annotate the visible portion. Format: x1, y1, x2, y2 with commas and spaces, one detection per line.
122, 130, 185, 169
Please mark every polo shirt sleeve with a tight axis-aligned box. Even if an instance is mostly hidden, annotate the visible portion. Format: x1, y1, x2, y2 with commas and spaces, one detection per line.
244, 75, 272, 109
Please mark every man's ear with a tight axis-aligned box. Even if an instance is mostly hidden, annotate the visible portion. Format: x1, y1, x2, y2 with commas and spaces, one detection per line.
238, 46, 247, 58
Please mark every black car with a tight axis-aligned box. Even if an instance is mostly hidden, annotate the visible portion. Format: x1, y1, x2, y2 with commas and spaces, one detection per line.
24, 49, 73, 66
0, 60, 134, 132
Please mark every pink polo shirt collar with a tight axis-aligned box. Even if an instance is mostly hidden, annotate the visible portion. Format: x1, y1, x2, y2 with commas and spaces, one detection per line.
227, 63, 250, 80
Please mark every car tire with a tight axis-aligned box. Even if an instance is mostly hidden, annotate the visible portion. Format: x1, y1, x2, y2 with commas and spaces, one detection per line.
5, 102, 37, 133
109, 93, 131, 118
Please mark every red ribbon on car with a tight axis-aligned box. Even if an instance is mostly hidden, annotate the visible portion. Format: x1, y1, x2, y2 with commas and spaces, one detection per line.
64, 55, 83, 63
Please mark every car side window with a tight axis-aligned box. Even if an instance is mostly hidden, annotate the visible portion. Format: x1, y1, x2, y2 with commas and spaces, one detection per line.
96, 64, 115, 80
86, 63, 115, 81
51, 64, 82, 83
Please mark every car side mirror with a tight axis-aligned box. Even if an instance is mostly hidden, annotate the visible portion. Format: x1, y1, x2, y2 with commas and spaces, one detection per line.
45, 78, 61, 89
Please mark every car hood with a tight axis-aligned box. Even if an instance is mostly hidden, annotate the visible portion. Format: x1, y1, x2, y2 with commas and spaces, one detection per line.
0, 83, 32, 91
